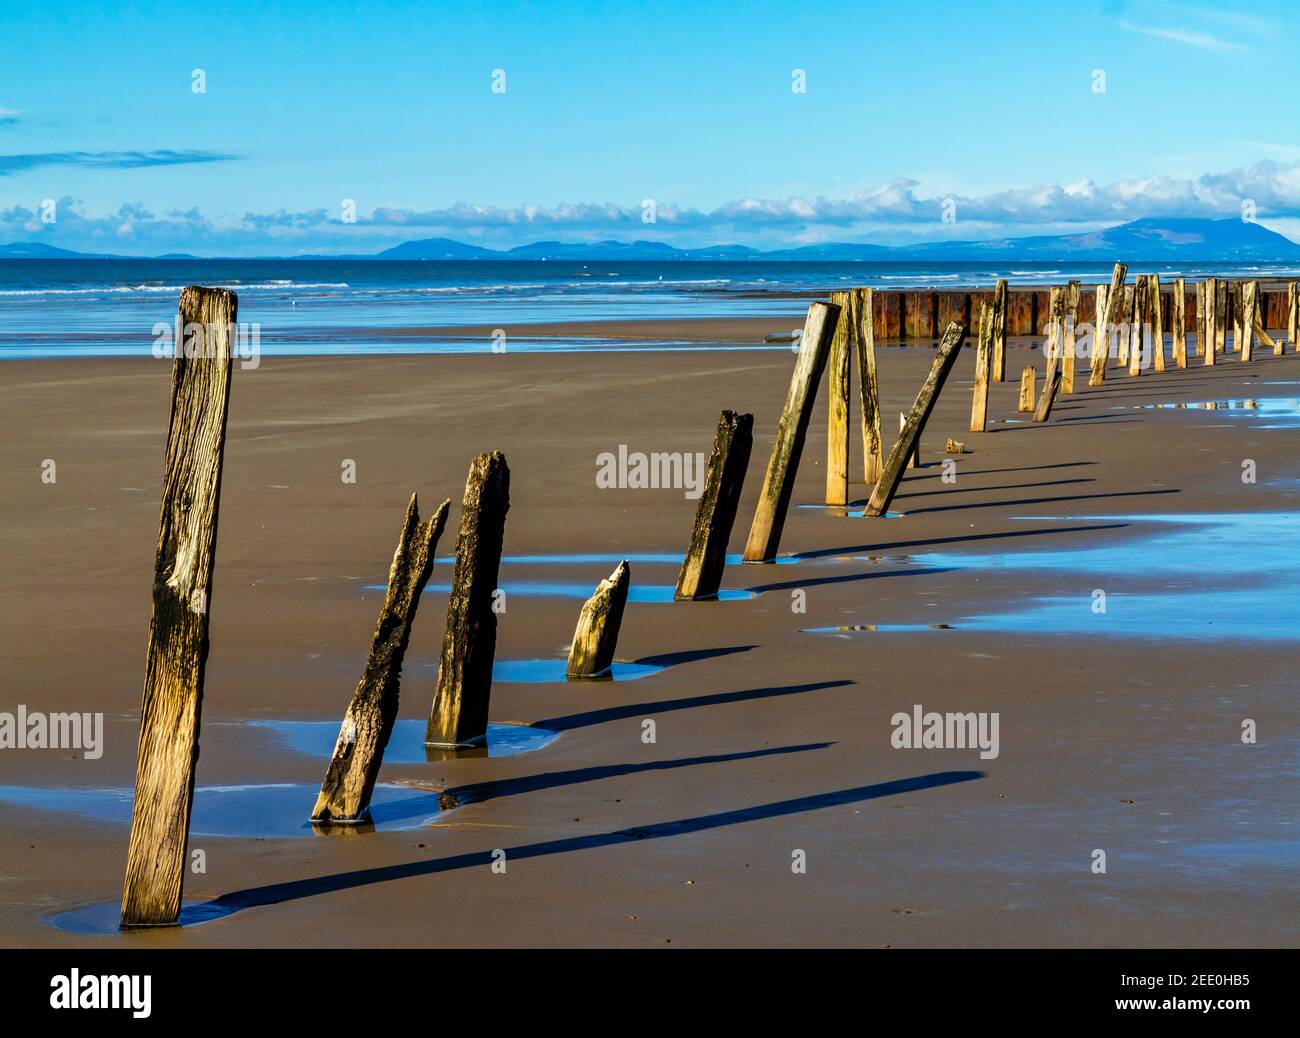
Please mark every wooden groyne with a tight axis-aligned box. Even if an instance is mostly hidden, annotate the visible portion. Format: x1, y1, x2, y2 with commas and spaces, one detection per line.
864, 283, 1296, 342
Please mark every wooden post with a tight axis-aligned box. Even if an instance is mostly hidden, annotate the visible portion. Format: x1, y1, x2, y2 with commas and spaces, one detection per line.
742, 301, 839, 562
1033, 288, 1064, 422
1211, 275, 1222, 359
1062, 280, 1080, 394
991, 279, 1008, 382
311, 495, 451, 824
425, 451, 510, 748
567, 561, 631, 678
864, 322, 966, 517
825, 291, 853, 505
1231, 282, 1245, 357
1195, 280, 1206, 358
121, 286, 237, 929
675, 410, 753, 600
1149, 274, 1165, 372
1240, 281, 1256, 362
1203, 279, 1217, 366
969, 301, 992, 433
1173, 277, 1187, 368
855, 287, 884, 485
1089, 263, 1127, 386
1289, 281, 1298, 350
1018, 366, 1036, 412
1127, 281, 1143, 376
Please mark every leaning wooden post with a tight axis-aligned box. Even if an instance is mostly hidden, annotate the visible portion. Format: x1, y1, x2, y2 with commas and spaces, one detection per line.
1149, 274, 1165, 372
991, 278, 1008, 382
1033, 288, 1064, 422
675, 410, 753, 600
312, 495, 451, 824
864, 322, 966, 517
742, 301, 839, 562
567, 561, 631, 678
1289, 281, 1298, 350
1061, 280, 1080, 394
1239, 282, 1255, 362
1018, 366, 1036, 412
121, 286, 236, 929
1172, 277, 1187, 368
1256, 287, 1281, 355
825, 291, 854, 506
969, 301, 993, 433
425, 451, 510, 747
855, 287, 884, 485
1089, 263, 1127, 386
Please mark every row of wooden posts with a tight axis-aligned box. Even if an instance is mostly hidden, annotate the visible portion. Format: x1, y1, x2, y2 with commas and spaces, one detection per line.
121, 269, 1297, 928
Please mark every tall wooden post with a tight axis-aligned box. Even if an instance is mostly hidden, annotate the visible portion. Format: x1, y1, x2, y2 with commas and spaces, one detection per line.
1089, 263, 1127, 386
991, 279, 1008, 382
121, 286, 237, 929
865, 322, 966, 517
426, 452, 510, 748
1149, 274, 1164, 372
1231, 282, 1245, 357
1203, 278, 1218, 366
742, 301, 839, 562
855, 287, 884, 485
1033, 288, 1064, 422
969, 301, 993, 433
825, 291, 853, 506
1240, 281, 1256, 362
1018, 366, 1036, 412
1062, 280, 1080, 394
1172, 277, 1187, 368
1215, 276, 1228, 355
567, 561, 631, 678
675, 410, 753, 600
1128, 280, 1144, 376
1289, 281, 1298, 350
312, 495, 451, 824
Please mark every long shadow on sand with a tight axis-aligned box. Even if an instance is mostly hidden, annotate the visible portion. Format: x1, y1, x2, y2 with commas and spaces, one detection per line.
746, 566, 955, 595
198, 770, 985, 921
892, 477, 1095, 500
900, 461, 1097, 481
536, 679, 855, 732
633, 645, 754, 668
789, 522, 1131, 562
448, 742, 833, 806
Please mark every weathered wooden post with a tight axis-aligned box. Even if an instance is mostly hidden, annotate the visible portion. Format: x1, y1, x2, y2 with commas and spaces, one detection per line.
825, 291, 854, 506
1231, 282, 1245, 357
121, 286, 236, 929
855, 287, 884, 485
567, 561, 631, 678
1089, 263, 1127, 386
865, 322, 967, 517
1289, 281, 1298, 350
991, 279, 1008, 382
1018, 366, 1036, 412
1215, 276, 1228, 355
1173, 277, 1187, 368
1127, 281, 1144, 376
675, 410, 753, 600
1062, 280, 1080, 394
1149, 274, 1165, 372
312, 495, 451, 824
742, 301, 839, 562
1033, 287, 1064, 422
1203, 278, 1219, 366
969, 301, 993, 433
1239, 281, 1256, 362
425, 452, 510, 748
1195, 280, 1206, 358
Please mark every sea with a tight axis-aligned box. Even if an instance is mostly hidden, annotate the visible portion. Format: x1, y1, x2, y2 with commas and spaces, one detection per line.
2, 258, 1298, 359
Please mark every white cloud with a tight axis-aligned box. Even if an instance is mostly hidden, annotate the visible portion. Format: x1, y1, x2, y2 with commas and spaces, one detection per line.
1119, 19, 1245, 52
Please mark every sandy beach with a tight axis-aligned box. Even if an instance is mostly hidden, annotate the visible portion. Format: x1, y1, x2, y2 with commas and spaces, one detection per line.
2, 323, 1298, 948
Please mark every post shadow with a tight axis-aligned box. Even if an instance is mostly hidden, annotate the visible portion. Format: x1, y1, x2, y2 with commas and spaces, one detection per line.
789, 522, 1131, 562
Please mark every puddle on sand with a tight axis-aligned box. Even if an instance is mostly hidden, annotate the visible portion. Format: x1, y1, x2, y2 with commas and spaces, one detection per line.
491, 658, 662, 682
797, 505, 905, 518
802, 623, 956, 635
1121, 397, 1300, 429
0, 781, 454, 838
919, 513, 1300, 641
250, 719, 560, 762
49, 899, 238, 935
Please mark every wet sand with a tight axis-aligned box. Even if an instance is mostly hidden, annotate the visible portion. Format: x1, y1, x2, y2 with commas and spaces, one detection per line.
2, 327, 1298, 947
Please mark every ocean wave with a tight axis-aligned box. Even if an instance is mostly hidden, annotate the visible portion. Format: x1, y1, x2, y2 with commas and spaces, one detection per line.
0, 280, 350, 297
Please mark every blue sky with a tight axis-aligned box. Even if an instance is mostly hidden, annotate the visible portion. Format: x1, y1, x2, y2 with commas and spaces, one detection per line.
3, 0, 1299, 255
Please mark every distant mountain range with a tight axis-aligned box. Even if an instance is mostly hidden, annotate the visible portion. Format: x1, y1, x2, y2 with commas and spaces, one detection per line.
4, 218, 1299, 262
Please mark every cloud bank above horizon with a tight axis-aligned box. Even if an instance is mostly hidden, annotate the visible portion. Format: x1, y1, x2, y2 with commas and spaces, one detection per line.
7, 159, 1300, 256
